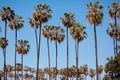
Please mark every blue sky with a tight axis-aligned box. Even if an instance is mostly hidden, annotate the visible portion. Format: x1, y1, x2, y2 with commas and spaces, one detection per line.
0, 0, 119, 79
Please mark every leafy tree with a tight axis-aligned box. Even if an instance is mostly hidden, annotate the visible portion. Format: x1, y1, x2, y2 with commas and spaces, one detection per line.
86, 2, 103, 80
70, 22, 86, 80
9, 14, 24, 80
50, 26, 65, 80
0, 37, 8, 80
60, 13, 75, 80
107, 2, 120, 56
42, 25, 52, 80
28, 4, 52, 80
98, 65, 103, 80
16, 40, 30, 80
0, 7, 15, 80
89, 68, 95, 80
105, 52, 120, 79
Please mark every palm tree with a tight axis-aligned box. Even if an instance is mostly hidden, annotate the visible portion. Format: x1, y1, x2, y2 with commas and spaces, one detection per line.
79, 65, 88, 80
16, 63, 22, 79
5, 64, 12, 79
70, 22, 86, 80
60, 13, 75, 80
86, 2, 103, 80
8, 14, 24, 80
89, 68, 95, 80
0, 7, 15, 80
42, 25, 52, 80
107, 2, 120, 56
16, 40, 30, 80
50, 26, 65, 80
0, 37, 8, 80
105, 53, 120, 79
28, 4, 52, 80
98, 65, 103, 80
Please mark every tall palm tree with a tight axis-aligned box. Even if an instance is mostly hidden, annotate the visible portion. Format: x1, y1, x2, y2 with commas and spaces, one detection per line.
0, 7, 15, 80
86, 2, 103, 80
16, 40, 30, 80
70, 22, 86, 80
0, 37, 8, 80
50, 26, 65, 80
60, 13, 75, 80
28, 4, 52, 80
42, 25, 52, 80
8, 14, 24, 80
107, 2, 120, 56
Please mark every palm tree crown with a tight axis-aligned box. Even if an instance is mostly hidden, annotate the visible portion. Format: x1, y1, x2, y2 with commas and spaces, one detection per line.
50, 26, 65, 43
86, 1, 103, 26
16, 40, 30, 54
60, 13, 75, 28
0, 6, 15, 21
42, 25, 52, 39
70, 22, 86, 42
8, 15, 24, 30
29, 4, 52, 29
108, 2, 120, 19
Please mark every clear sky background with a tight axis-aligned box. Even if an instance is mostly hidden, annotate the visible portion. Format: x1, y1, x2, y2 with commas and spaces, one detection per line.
0, 0, 119, 79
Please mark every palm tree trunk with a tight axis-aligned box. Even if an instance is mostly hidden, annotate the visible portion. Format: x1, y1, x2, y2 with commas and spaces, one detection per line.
94, 24, 99, 80
14, 29, 17, 80
55, 40, 58, 80
35, 29, 38, 52
114, 16, 118, 56
21, 54, 23, 80
113, 39, 116, 57
66, 27, 69, 80
47, 38, 51, 80
36, 25, 42, 80
4, 19, 7, 80
3, 48, 6, 80
75, 39, 79, 80
35, 28, 39, 80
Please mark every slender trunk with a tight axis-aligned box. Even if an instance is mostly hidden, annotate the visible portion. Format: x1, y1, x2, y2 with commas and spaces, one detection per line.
3, 48, 6, 80
66, 27, 69, 80
36, 25, 42, 80
113, 39, 116, 57
35, 29, 38, 52
14, 29, 17, 80
4, 20, 7, 80
94, 24, 99, 80
75, 39, 79, 80
114, 16, 118, 56
55, 40, 58, 80
47, 38, 51, 80
21, 54, 23, 80
35, 29, 39, 80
